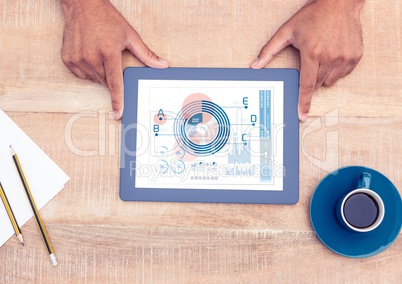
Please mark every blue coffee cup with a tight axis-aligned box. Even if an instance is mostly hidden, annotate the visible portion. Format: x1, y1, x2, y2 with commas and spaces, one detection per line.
336, 172, 385, 233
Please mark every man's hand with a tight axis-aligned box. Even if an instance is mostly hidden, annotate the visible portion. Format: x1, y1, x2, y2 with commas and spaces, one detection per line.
60, 0, 169, 119
251, 0, 365, 122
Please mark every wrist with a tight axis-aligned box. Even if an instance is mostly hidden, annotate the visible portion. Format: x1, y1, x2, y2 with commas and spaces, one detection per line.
313, 0, 366, 14
342, 0, 366, 11
60, 0, 108, 17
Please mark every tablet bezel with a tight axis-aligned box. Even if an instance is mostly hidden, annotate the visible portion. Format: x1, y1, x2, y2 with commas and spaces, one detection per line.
120, 67, 299, 204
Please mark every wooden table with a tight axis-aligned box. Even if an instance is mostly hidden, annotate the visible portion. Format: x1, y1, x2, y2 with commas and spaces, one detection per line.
1, 0, 401, 282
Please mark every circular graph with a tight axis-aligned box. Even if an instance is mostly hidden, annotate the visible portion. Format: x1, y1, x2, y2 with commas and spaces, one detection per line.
174, 100, 230, 156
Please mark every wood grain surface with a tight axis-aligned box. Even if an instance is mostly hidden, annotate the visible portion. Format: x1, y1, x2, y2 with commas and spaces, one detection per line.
0, 0, 401, 283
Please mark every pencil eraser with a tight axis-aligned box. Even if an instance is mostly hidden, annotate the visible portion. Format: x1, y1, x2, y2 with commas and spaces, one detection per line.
49, 253, 58, 267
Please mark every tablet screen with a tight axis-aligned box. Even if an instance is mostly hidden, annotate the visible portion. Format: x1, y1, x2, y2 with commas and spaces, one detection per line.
135, 79, 284, 191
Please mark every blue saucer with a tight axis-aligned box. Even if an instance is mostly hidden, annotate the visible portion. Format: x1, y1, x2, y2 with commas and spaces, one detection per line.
310, 166, 402, 258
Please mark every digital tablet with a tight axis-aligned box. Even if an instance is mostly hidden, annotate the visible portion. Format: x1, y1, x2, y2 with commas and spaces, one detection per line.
120, 67, 299, 204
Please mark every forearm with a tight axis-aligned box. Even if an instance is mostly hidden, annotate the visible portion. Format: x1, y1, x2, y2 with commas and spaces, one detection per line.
60, 0, 106, 6
308, 0, 366, 15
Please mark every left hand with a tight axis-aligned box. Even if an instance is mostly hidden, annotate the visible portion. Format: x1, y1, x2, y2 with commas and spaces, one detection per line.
60, 0, 169, 120
251, 0, 365, 122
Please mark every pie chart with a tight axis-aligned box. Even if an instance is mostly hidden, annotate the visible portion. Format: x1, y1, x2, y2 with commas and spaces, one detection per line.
173, 100, 230, 156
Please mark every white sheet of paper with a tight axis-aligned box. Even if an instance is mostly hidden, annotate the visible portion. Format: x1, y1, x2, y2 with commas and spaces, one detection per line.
0, 109, 70, 247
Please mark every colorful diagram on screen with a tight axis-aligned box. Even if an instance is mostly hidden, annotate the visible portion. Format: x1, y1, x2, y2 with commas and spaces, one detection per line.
135, 80, 284, 191
174, 96, 230, 156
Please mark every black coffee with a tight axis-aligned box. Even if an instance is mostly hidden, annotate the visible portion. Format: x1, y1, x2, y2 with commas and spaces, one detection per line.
343, 193, 379, 228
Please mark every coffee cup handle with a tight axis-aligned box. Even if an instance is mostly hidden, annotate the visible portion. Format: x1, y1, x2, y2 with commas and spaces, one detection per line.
357, 172, 371, 189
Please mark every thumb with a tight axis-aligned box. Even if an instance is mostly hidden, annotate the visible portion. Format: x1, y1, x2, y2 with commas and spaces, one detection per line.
126, 28, 169, 68
251, 24, 292, 69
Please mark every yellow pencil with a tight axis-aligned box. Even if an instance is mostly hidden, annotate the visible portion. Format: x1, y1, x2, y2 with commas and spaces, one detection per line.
10, 146, 58, 267
0, 181, 24, 246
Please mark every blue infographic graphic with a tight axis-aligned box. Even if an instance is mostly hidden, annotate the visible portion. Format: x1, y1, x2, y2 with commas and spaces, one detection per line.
173, 100, 230, 156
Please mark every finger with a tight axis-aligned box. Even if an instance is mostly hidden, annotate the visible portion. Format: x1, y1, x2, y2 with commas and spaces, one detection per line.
342, 63, 357, 78
316, 64, 333, 88
104, 52, 124, 120
79, 63, 101, 84
126, 28, 169, 68
65, 62, 87, 80
85, 61, 106, 86
323, 63, 348, 87
251, 25, 292, 69
298, 53, 319, 122
61, 52, 98, 82
68, 60, 101, 83
323, 66, 345, 87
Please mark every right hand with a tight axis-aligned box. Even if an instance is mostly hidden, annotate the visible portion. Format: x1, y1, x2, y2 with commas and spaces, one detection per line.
60, 0, 169, 119
251, 0, 365, 122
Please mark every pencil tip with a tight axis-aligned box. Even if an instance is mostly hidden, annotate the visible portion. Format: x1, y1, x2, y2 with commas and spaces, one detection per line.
17, 234, 24, 245
21, 242, 24, 246
9, 145, 15, 155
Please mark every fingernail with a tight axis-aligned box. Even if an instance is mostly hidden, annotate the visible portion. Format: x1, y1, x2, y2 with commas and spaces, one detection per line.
301, 113, 308, 122
251, 58, 260, 68
113, 111, 121, 120
158, 58, 170, 66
